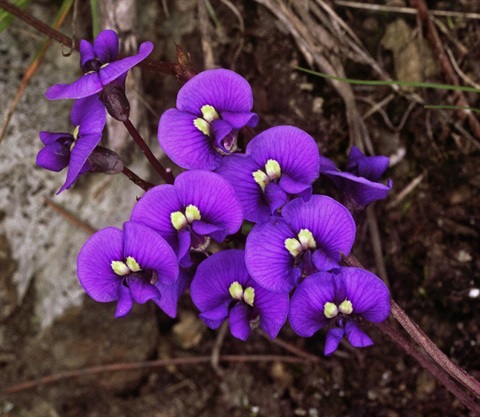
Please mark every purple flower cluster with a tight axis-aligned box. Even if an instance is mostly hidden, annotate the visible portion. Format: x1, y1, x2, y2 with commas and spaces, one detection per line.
39, 30, 392, 355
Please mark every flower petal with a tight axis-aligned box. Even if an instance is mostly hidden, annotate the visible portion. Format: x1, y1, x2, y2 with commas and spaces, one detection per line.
245, 218, 301, 293
115, 284, 134, 318
221, 111, 258, 129
229, 303, 251, 341
36, 142, 70, 172
324, 327, 345, 356
289, 272, 335, 337
341, 267, 390, 322
99, 41, 154, 86
158, 109, 221, 170
72, 95, 106, 135
255, 286, 289, 339
347, 146, 389, 181
93, 29, 119, 63
77, 227, 124, 302
123, 222, 179, 285
45, 72, 103, 100
345, 320, 374, 348
176, 69, 254, 114
58, 132, 100, 193
79, 39, 95, 70
216, 154, 270, 223
264, 182, 288, 214
155, 269, 192, 318
126, 275, 161, 304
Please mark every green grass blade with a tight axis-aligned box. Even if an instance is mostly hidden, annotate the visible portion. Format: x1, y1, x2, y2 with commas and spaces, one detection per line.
297, 67, 480, 94
90, 0, 100, 37
424, 105, 480, 113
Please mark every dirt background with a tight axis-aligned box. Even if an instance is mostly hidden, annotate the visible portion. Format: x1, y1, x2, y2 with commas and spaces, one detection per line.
1, 0, 480, 416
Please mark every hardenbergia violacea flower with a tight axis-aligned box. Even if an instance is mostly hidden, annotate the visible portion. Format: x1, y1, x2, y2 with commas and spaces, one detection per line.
245, 195, 356, 293
36, 95, 106, 193
190, 250, 289, 340
320, 145, 392, 210
77, 221, 179, 318
158, 69, 258, 170
130, 170, 243, 268
45, 29, 153, 100
216, 125, 320, 223
289, 267, 390, 355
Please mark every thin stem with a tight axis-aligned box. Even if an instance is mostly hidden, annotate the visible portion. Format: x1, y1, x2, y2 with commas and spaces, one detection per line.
378, 320, 480, 415
2, 354, 308, 395
122, 166, 154, 191
343, 253, 480, 399
122, 119, 174, 184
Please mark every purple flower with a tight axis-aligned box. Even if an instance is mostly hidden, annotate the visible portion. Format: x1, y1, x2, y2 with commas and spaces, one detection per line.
289, 267, 390, 356
45, 30, 153, 100
216, 126, 320, 223
36, 95, 106, 193
320, 146, 392, 208
158, 69, 258, 170
130, 170, 243, 268
245, 195, 356, 293
190, 250, 289, 340
77, 221, 179, 318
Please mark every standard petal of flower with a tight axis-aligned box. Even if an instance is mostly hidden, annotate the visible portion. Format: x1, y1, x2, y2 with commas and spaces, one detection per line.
99, 41, 154, 86
175, 170, 243, 236
216, 154, 270, 223
229, 303, 251, 341
93, 29, 119, 63
345, 320, 374, 348
130, 184, 182, 249
246, 126, 320, 186
36, 142, 70, 172
58, 132, 101, 193
289, 273, 334, 337
123, 222, 179, 285
341, 268, 390, 322
282, 195, 356, 264
45, 73, 103, 100
176, 69, 254, 114
324, 327, 345, 356
245, 218, 301, 293
115, 284, 134, 318
158, 109, 221, 170
77, 227, 124, 302
72, 95, 106, 135
155, 269, 192, 318
254, 285, 289, 339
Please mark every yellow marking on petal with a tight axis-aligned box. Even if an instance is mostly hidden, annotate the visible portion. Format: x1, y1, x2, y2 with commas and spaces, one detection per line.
84, 70, 96, 75
72, 125, 80, 140
185, 204, 201, 223
171, 211, 188, 230
339, 299, 353, 315
126, 256, 141, 272
265, 159, 281, 180
200, 104, 220, 123
243, 286, 255, 307
324, 301, 339, 319
193, 117, 211, 136
229, 281, 244, 300
284, 237, 303, 257
253, 169, 269, 191
111, 260, 129, 276
298, 229, 316, 250
100, 62, 109, 69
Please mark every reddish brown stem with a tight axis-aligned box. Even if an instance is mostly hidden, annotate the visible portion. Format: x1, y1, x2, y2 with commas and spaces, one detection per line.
344, 253, 480, 400
122, 166, 154, 191
123, 119, 174, 184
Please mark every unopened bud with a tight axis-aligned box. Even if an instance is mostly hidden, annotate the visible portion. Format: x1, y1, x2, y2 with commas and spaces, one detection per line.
88, 146, 124, 174
100, 84, 130, 121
